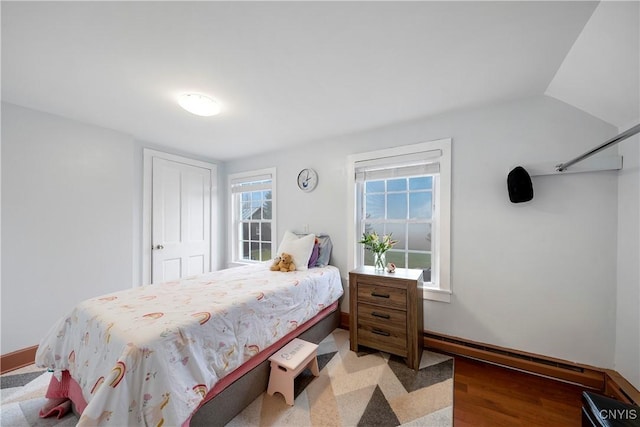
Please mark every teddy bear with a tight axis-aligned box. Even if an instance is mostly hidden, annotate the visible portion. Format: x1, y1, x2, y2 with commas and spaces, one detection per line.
270, 252, 296, 272
270, 255, 281, 271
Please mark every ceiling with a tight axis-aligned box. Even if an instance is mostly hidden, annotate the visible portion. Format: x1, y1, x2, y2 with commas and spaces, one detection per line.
546, 1, 639, 130
2, 1, 637, 161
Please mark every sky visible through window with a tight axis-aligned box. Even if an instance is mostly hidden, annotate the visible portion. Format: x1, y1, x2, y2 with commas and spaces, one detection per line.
363, 176, 433, 270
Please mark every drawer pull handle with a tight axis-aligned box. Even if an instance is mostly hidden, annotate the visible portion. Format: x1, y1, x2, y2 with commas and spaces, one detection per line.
372, 328, 390, 337
371, 292, 390, 299
371, 311, 390, 319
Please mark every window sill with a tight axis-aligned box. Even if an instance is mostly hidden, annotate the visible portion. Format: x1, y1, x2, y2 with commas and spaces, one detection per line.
421, 285, 451, 303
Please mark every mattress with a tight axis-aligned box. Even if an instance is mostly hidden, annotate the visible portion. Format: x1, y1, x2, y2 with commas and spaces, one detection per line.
35, 263, 343, 426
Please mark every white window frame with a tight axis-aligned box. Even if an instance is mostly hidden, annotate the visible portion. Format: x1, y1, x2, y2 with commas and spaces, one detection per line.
347, 139, 451, 302
228, 168, 276, 267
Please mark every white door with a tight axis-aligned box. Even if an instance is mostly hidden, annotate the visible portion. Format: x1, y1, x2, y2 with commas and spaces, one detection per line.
152, 157, 211, 283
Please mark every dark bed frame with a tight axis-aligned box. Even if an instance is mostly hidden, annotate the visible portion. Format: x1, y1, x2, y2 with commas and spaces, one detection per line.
190, 306, 341, 426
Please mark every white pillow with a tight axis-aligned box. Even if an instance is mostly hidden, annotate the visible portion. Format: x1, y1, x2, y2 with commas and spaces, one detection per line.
276, 231, 316, 271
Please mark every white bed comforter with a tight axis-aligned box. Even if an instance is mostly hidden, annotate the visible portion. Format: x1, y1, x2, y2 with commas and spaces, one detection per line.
35, 263, 343, 426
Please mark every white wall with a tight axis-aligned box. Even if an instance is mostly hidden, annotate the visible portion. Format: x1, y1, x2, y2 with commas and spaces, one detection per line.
2, 96, 631, 375
1, 103, 136, 354
615, 132, 640, 389
225, 95, 619, 368
0, 103, 225, 355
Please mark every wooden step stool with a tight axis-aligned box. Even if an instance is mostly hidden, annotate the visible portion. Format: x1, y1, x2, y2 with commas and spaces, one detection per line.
267, 338, 320, 405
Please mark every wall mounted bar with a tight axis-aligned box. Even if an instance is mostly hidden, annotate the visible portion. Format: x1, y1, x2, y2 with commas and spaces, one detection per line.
527, 156, 622, 177
556, 123, 640, 172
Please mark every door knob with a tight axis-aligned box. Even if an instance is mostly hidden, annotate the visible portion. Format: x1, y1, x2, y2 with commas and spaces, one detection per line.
154, 244, 165, 250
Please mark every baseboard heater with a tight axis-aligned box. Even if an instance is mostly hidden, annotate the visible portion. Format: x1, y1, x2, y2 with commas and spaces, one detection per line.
604, 369, 640, 406
340, 315, 637, 399
423, 331, 605, 390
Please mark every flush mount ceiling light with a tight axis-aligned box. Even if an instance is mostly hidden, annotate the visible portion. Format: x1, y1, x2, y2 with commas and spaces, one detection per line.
178, 93, 221, 116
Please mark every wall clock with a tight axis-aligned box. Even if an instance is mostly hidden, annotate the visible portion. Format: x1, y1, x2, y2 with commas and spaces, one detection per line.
297, 168, 318, 192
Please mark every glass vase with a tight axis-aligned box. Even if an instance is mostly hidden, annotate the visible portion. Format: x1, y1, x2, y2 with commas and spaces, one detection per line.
373, 252, 386, 271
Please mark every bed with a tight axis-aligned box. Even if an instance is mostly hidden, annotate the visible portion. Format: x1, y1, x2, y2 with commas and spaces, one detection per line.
35, 250, 343, 426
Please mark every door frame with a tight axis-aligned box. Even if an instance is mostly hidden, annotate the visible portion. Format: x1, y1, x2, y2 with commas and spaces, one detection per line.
142, 148, 218, 285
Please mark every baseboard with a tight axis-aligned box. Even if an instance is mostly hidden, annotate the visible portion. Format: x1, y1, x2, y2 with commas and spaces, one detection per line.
604, 369, 640, 405
424, 330, 605, 389
340, 312, 632, 393
1, 345, 38, 374
423, 335, 640, 404
339, 311, 349, 330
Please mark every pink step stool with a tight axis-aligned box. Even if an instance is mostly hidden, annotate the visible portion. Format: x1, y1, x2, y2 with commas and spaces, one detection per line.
267, 338, 320, 405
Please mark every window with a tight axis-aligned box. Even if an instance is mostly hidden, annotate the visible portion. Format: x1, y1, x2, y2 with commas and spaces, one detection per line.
229, 168, 276, 264
359, 174, 435, 271
348, 139, 451, 302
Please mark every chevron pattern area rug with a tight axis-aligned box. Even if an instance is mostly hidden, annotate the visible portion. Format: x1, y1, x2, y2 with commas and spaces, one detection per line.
1, 328, 453, 426
229, 328, 453, 426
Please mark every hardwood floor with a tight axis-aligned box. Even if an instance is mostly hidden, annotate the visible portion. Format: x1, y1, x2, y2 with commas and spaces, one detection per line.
453, 355, 586, 426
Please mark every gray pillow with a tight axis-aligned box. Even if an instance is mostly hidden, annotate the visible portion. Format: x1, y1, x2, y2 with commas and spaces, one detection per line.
314, 234, 333, 267
294, 233, 333, 267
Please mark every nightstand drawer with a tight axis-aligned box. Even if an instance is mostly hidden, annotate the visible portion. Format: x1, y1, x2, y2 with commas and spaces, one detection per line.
357, 283, 406, 310
357, 324, 407, 357
357, 303, 406, 331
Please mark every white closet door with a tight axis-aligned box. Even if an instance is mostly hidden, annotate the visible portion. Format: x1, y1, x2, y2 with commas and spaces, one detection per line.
152, 157, 211, 283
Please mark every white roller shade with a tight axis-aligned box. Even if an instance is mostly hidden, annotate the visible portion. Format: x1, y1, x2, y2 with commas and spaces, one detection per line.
231, 173, 272, 193
355, 150, 441, 182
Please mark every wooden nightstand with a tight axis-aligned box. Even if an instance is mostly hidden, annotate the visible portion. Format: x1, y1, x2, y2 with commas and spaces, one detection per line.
349, 266, 424, 370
